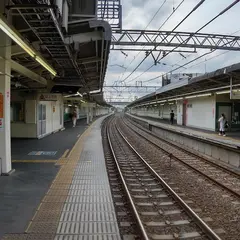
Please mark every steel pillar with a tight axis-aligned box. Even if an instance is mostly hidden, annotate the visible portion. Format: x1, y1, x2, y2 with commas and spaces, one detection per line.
0, 3, 12, 175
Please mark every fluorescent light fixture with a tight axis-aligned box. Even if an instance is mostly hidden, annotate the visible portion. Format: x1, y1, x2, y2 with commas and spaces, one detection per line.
89, 89, 101, 94
197, 93, 211, 97
148, 101, 156, 105
168, 102, 174, 105
35, 56, 56, 76
157, 100, 167, 103
160, 104, 165, 106
68, 104, 72, 107
77, 92, 83, 97
174, 97, 183, 101
0, 14, 56, 76
216, 90, 230, 95
186, 95, 197, 99
168, 97, 183, 102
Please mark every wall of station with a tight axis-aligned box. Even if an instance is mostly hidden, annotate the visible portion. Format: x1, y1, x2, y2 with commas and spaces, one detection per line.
10, 91, 110, 139
64, 104, 87, 122
64, 104, 110, 122
11, 92, 64, 138
182, 95, 216, 131
131, 104, 177, 122
95, 107, 109, 116
131, 95, 216, 131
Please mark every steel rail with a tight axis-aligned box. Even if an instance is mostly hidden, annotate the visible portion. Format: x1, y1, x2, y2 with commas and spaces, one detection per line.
106, 119, 150, 240
125, 116, 240, 178
114, 122, 221, 240
122, 117, 240, 200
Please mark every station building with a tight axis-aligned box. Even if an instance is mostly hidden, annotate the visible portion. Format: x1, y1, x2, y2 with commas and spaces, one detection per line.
128, 62, 240, 132
0, 0, 112, 175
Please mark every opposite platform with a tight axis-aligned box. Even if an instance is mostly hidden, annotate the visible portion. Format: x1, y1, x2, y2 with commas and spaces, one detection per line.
127, 113, 240, 168
127, 113, 240, 148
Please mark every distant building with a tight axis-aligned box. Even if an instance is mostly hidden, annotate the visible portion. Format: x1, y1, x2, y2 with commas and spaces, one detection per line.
162, 73, 202, 87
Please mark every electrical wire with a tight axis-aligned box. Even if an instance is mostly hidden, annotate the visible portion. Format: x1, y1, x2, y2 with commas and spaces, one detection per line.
178, 29, 240, 71
123, 0, 205, 83
118, 0, 168, 81
119, 0, 185, 81
143, 28, 240, 83
131, 0, 240, 84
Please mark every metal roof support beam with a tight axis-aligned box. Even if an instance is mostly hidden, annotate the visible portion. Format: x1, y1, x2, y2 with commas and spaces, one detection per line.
47, 3, 87, 86
65, 32, 102, 44
6, 4, 55, 10
11, 60, 47, 85
78, 57, 101, 64
11, 44, 25, 56
112, 30, 240, 51
110, 48, 197, 53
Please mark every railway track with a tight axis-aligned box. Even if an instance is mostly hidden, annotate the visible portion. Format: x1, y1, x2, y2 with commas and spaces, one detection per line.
122, 116, 240, 200
104, 116, 221, 240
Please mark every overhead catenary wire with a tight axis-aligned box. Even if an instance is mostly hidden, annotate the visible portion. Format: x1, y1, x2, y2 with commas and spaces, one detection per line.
123, 0, 206, 83
143, 27, 240, 83
118, 0, 168, 81
119, 0, 185, 82
180, 29, 240, 70
131, 0, 240, 84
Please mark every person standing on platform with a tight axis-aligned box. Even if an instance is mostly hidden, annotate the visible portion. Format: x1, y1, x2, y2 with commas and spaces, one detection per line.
72, 110, 77, 127
218, 113, 227, 136
170, 110, 174, 125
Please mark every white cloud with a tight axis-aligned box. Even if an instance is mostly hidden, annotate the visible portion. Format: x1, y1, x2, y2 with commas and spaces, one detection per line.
104, 0, 240, 101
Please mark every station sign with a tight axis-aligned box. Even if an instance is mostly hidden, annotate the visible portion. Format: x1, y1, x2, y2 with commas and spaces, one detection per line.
39, 93, 58, 101
81, 102, 96, 108
230, 91, 240, 99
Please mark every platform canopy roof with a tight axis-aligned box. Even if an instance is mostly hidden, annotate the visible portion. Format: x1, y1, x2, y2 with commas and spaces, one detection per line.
127, 62, 240, 107
6, 0, 111, 95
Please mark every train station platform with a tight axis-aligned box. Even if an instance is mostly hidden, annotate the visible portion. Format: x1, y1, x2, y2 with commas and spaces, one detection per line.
127, 114, 240, 148
0, 115, 121, 240
127, 113, 240, 168
11, 118, 90, 162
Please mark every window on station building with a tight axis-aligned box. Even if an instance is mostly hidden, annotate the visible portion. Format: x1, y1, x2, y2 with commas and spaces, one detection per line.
11, 102, 25, 122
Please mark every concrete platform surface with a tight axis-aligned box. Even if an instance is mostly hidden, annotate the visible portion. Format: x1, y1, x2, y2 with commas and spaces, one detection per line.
128, 114, 240, 149
1, 114, 121, 239
0, 163, 59, 239
11, 119, 89, 161
54, 115, 121, 239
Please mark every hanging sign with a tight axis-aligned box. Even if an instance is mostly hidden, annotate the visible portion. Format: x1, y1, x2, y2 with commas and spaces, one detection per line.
39, 94, 58, 101
81, 102, 96, 108
0, 93, 3, 118
230, 91, 240, 99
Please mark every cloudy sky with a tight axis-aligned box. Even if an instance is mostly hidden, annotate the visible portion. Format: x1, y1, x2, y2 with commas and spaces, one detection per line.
103, 0, 240, 102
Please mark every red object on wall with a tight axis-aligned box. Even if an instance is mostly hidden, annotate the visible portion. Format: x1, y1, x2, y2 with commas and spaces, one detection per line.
0, 93, 3, 118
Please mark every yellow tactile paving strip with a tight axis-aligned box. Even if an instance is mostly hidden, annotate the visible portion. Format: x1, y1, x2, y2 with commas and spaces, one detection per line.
2, 123, 94, 240
12, 160, 57, 163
